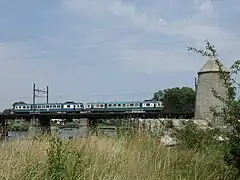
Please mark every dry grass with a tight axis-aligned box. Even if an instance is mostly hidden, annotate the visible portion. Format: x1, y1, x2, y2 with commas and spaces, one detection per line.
0, 133, 235, 180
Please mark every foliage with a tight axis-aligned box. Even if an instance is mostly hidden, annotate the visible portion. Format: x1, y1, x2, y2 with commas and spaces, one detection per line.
7, 120, 29, 131
173, 120, 225, 153
188, 39, 240, 178
153, 87, 196, 114
0, 134, 235, 179
2, 109, 12, 115
13, 101, 26, 106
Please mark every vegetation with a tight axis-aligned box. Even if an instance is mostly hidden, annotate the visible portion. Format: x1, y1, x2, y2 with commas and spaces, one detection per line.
188, 39, 240, 179
7, 120, 29, 132
153, 87, 196, 114
0, 133, 235, 180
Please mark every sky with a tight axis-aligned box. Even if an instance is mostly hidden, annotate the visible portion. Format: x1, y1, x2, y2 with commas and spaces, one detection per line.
0, 0, 240, 110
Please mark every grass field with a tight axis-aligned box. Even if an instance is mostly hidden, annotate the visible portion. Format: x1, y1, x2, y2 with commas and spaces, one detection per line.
0, 131, 236, 180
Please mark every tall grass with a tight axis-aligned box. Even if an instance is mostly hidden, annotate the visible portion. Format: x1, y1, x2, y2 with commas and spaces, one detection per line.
0, 132, 235, 180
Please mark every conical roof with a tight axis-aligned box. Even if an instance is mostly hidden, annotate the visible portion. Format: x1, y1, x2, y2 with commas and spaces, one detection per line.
198, 58, 229, 74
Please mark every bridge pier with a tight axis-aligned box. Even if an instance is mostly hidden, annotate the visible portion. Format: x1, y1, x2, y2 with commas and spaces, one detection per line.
88, 119, 99, 135
39, 118, 51, 135
28, 118, 51, 137
78, 118, 89, 136
28, 118, 41, 137
0, 118, 8, 140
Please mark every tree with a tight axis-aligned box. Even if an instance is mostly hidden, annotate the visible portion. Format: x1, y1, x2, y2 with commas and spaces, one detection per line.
2, 109, 12, 115
153, 87, 196, 114
188, 39, 240, 179
12, 101, 26, 106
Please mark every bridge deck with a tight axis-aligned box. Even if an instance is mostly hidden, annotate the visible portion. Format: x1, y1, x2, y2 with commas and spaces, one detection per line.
0, 111, 194, 120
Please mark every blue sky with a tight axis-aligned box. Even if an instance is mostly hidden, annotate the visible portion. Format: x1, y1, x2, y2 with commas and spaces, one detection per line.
0, 0, 240, 110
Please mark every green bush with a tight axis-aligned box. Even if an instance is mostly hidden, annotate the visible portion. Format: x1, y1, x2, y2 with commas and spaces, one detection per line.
188, 39, 240, 179
7, 120, 29, 131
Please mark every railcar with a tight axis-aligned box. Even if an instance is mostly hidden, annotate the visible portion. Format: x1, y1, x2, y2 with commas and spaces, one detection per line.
12, 101, 84, 114
86, 100, 164, 113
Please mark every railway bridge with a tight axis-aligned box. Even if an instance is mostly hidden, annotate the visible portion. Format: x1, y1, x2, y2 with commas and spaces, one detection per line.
0, 111, 194, 139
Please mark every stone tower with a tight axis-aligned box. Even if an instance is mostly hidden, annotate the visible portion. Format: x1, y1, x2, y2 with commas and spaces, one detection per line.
194, 58, 229, 122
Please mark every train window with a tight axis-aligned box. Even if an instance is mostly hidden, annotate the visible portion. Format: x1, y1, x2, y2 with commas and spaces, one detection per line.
118, 104, 121, 107
23, 106, 26, 109
122, 104, 125, 107
53, 105, 56, 108
46, 105, 49, 108
146, 103, 150, 106
130, 104, 134, 106
57, 105, 61, 108
15, 106, 18, 109
108, 104, 112, 107
113, 104, 116, 107
67, 105, 70, 108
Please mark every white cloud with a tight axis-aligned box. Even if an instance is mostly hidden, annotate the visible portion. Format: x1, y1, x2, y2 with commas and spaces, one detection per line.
1, 0, 240, 110
61, 0, 240, 72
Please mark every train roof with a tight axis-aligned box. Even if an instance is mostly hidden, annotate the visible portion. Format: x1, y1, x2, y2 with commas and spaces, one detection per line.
13, 102, 64, 106
13, 102, 83, 106
86, 101, 142, 104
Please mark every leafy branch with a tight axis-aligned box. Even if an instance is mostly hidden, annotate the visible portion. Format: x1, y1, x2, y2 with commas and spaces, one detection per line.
188, 39, 240, 179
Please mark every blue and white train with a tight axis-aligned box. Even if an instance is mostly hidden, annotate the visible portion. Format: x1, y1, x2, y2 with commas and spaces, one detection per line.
12, 101, 84, 114
11, 100, 164, 114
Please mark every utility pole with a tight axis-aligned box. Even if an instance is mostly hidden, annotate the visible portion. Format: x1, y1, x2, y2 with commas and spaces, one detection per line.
32, 83, 49, 107
31, 83, 49, 136
47, 86, 49, 104
32, 83, 36, 122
